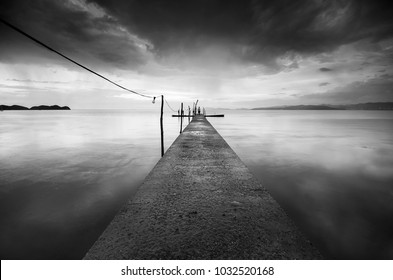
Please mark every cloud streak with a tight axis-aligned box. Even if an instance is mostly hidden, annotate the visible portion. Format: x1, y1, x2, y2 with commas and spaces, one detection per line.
319, 82, 330, 86
299, 76, 393, 104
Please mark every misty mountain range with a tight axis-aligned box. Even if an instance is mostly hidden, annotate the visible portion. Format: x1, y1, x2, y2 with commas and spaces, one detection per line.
252, 102, 393, 110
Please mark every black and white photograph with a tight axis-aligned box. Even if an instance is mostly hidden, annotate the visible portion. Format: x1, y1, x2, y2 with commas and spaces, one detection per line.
1, 0, 393, 271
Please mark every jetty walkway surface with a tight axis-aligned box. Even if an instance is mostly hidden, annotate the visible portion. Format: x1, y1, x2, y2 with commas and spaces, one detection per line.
84, 116, 322, 259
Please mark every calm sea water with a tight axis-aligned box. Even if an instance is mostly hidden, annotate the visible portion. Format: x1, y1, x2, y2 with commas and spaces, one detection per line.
0, 109, 182, 259
209, 110, 393, 259
1, 109, 392, 259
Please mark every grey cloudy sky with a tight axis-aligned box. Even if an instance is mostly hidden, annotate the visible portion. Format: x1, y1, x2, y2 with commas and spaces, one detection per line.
0, 0, 392, 108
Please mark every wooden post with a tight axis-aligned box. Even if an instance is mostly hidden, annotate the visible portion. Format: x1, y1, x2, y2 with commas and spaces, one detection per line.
180, 102, 183, 133
195, 100, 199, 115
160, 95, 164, 157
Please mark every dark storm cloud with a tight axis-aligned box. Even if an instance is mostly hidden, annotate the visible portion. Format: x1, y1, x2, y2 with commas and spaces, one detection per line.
92, 0, 254, 48
1, 0, 393, 70
0, 0, 151, 70
92, 0, 393, 61
320, 67, 333, 72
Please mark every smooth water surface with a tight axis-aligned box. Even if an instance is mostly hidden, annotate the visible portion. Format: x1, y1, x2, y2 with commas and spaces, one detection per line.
0, 109, 182, 259
1, 109, 392, 259
210, 110, 393, 259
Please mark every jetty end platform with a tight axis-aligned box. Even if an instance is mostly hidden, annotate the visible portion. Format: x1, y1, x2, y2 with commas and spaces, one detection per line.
84, 116, 322, 259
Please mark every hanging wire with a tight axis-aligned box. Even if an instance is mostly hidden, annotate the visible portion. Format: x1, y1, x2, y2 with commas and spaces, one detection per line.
0, 18, 155, 100
164, 97, 177, 112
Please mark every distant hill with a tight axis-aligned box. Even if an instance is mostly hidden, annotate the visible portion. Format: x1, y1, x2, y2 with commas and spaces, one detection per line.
252, 102, 393, 110
333, 102, 393, 110
1, 105, 70, 111
30, 105, 71, 110
0, 105, 29, 110
252, 105, 340, 110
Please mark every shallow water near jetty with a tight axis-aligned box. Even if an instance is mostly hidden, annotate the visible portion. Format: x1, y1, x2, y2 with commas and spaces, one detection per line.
1, 109, 392, 259
209, 110, 393, 259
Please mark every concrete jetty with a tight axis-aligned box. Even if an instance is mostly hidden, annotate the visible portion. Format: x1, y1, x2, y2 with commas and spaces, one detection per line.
84, 116, 322, 259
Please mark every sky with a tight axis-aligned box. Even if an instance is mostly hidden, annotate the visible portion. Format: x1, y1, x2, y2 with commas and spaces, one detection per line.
0, 0, 393, 109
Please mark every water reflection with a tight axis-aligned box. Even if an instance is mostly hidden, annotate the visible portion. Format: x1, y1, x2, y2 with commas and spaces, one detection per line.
210, 110, 393, 259
0, 109, 179, 259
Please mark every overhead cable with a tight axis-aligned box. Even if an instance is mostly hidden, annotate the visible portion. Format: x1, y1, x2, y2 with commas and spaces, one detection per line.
0, 18, 154, 99
164, 98, 177, 112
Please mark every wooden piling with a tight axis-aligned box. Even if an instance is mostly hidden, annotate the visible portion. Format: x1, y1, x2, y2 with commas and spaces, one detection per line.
180, 102, 183, 133
160, 95, 164, 157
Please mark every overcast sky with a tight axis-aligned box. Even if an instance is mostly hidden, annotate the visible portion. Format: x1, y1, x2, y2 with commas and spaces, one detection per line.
1, 0, 393, 109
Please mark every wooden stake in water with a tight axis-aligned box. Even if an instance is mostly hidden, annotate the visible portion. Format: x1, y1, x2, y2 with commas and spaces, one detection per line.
161, 95, 164, 157
180, 102, 183, 134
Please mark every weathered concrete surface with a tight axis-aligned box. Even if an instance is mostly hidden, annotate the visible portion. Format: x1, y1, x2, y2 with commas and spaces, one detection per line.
84, 116, 322, 259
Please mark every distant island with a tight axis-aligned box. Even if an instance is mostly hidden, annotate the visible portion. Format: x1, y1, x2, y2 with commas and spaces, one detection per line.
252, 102, 393, 110
0, 105, 71, 111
